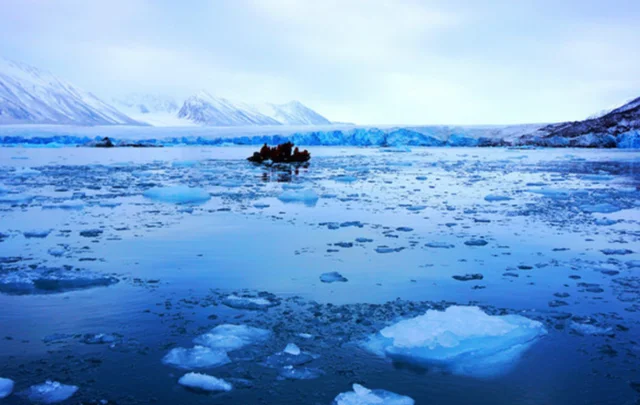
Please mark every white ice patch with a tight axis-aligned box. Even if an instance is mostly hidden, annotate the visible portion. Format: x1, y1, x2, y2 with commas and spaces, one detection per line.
363, 306, 546, 378
333, 384, 415, 405
484, 194, 512, 202
0, 377, 14, 399
193, 324, 271, 351
143, 185, 211, 204
178, 372, 232, 392
0, 268, 117, 295
162, 345, 231, 369
277, 189, 319, 206
580, 203, 621, 213
283, 343, 301, 355
570, 322, 613, 336
24, 380, 78, 404
222, 295, 278, 310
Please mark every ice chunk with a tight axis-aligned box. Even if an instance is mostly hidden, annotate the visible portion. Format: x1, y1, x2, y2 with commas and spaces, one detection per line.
42, 201, 84, 210
464, 239, 488, 246
333, 175, 357, 183
24, 380, 78, 404
279, 366, 324, 380
570, 322, 612, 336
580, 203, 621, 213
282, 183, 305, 190
193, 324, 271, 351
178, 372, 232, 392
80, 333, 116, 344
143, 186, 211, 204
600, 249, 633, 255
277, 189, 319, 206
222, 295, 278, 310
23, 229, 52, 239
594, 218, 617, 226
333, 384, 414, 405
484, 195, 512, 202
0, 268, 118, 295
320, 272, 348, 283
425, 242, 454, 249
162, 346, 231, 369
363, 306, 546, 377
171, 160, 199, 168
0, 377, 14, 399
283, 343, 301, 355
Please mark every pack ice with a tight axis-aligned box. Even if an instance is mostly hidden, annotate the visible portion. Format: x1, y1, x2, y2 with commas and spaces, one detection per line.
363, 306, 546, 377
143, 185, 211, 204
333, 384, 414, 405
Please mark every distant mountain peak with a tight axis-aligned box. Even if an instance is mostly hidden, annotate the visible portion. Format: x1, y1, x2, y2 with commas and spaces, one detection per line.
0, 58, 143, 126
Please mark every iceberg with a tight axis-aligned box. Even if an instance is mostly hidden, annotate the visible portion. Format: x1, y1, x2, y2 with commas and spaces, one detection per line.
24, 380, 78, 404
0, 268, 118, 295
178, 372, 232, 392
162, 345, 231, 369
193, 324, 271, 351
0, 377, 14, 399
363, 306, 546, 377
333, 384, 414, 405
143, 185, 211, 204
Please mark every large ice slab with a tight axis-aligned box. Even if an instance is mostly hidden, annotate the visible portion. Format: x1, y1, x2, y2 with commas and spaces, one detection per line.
24, 380, 78, 404
277, 189, 319, 206
193, 324, 271, 351
0, 377, 14, 399
143, 185, 211, 204
162, 345, 231, 369
0, 268, 118, 295
363, 306, 546, 377
178, 372, 232, 392
333, 384, 414, 405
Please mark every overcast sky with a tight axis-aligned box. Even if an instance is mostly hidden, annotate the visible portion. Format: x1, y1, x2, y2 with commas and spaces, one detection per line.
1, 0, 639, 125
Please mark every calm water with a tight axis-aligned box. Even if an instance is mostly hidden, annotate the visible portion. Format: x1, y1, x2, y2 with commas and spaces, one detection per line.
0, 146, 639, 404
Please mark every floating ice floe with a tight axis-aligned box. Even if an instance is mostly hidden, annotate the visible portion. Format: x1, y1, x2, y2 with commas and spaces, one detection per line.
464, 239, 488, 246
277, 189, 319, 206
279, 366, 324, 380
0, 194, 34, 204
580, 203, 621, 214
282, 183, 305, 190
0, 377, 14, 399
333, 175, 357, 183
526, 188, 584, 200
23, 229, 52, 239
600, 249, 633, 255
363, 305, 546, 378
570, 322, 612, 336
42, 201, 84, 210
14, 167, 40, 176
171, 160, 199, 168
0, 268, 118, 295
484, 194, 512, 202
333, 384, 414, 405
193, 324, 271, 351
178, 372, 232, 392
162, 346, 231, 369
143, 185, 211, 204
265, 343, 315, 368
24, 380, 78, 404
594, 218, 617, 226
222, 295, 279, 310
425, 242, 454, 249
320, 272, 348, 283
80, 333, 117, 344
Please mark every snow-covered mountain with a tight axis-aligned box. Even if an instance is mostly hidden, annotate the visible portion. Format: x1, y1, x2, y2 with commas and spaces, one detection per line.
111, 94, 194, 127
256, 101, 331, 125
177, 91, 331, 126
0, 58, 142, 126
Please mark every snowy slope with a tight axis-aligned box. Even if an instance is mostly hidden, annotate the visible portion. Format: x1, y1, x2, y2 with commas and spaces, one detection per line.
256, 101, 331, 125
177, 91, 331, 126
0, 58, 142, 126
112, 94, 194, 127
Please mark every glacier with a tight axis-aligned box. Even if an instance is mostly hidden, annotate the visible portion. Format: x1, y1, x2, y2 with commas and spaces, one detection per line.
363, 306, 547, 378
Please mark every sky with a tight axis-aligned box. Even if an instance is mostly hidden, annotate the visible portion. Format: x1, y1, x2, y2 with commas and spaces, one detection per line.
1, 0, 639, 125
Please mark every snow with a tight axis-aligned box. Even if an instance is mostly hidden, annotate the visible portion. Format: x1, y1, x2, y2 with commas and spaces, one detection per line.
143, 186, 211, 204
0, 377, 14, 399
333, 384, 415, 405
363, 306, 546, 377
24, 380, 78, 404
277, 189, 319, 206
162, 345, 231, 369
178, 372, 232, 392
193, 324, 271, 351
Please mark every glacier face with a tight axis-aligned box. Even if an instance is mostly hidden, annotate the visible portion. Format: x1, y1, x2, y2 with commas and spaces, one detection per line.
0, 58, 142, 126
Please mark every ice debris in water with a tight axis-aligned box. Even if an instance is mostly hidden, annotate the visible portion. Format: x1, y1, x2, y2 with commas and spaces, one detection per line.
42, 201, 84, 210
277, 189, 319, 206
143, 185, 211, 204
425, 242, 454, 249
363, 306, 546, 378
178, 372, 232, 392
162, 346, 231, 370
193, 324, 271, 351
0, 377, 14, 399
320, 272, 348, 283
265, 343, 315, 368
484, 194, 512, 202
594, 218, 617, 226
222, 295, 278, 310
333, 384, 415, 405
24, 380, 78, 404
23, 229, 52, 239
333, 175, 357, 183
580, 203, 621, 213
283, 343, 301, 355
278, 366, 324, 380
570, 322, 612, 336
0, 268, 118, 295
464, 239, 488, 246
